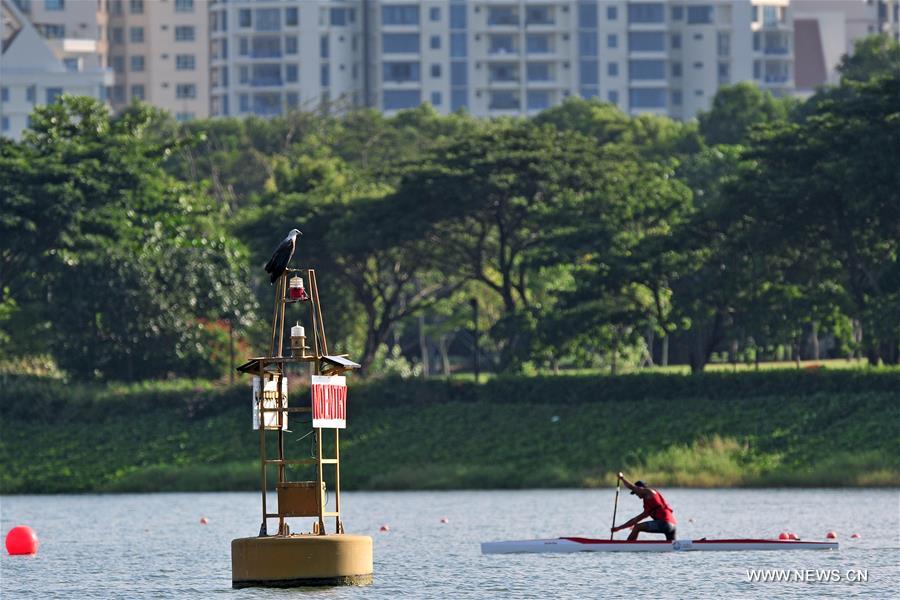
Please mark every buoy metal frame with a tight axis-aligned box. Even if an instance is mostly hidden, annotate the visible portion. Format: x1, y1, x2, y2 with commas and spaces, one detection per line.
233, 267, 372, 588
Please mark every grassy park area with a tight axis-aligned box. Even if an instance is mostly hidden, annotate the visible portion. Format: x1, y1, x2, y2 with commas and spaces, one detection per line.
1, 369, 897, 494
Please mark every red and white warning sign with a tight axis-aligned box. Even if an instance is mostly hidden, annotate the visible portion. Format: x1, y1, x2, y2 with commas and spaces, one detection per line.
311, 375, 347, 429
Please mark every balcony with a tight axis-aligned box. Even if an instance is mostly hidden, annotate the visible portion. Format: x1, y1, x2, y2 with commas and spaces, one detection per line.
763, 46, 790, 56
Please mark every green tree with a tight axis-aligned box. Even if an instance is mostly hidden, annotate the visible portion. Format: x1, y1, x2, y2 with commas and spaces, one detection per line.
698, 82, 792, 145
837, 35, 900, 82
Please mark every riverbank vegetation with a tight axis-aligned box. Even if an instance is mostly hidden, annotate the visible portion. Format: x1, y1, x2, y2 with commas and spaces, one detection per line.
1, 37, 898, 382
1, 370, 897, 494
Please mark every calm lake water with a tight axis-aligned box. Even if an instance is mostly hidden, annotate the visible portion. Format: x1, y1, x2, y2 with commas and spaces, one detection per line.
1, 489, 898, 599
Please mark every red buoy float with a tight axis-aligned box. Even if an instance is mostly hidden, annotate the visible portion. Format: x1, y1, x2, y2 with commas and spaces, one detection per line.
825, 531, 837, 539
440, 517, 449, 524
778, 532, 789, 540
850, 533, 861, 539
379, 525, 390, 532
789, 533, 799, 540
200, 517, 209, 525
5, 526, 39, 555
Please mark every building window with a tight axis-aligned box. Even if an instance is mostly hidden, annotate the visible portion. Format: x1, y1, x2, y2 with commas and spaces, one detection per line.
175, 26, 195, 42
525, 6, 553, 25
382, 5, 419, 25
628, 31, 665, 51
25, 85, 36, 103
131, 84, 145, 100
489, 63, 519, 82
239, 94, 249, 112
450, 33, 466, 58
693, 61, 703, 69
383, 33, 419, 53
0, 87, 8, 102
608, 90, 619, 104
607, 62, 618, 76
129, 27, 144, 43
383, 62, 420, 82
430, 7, 441, 21
46, 87, 63, 104
580, 86, 598, 99
628, 3, 665, 23
383, 90, 421, 110
239, 38, 249, 56
578, 2, 598, 28
130, 55, 145, 71
527, 62, 551, 82
286, 7, 298, 26
527, 34, 551, 54
489, 90, 520, 110
174, 0, 193, 12
718, 62, 730, 84
430, 35, 441, 50
450, 5, 466, 28
579, 32, 598, 56
671, 6, 684, 21
111, 56, 124, 73
607, 33, 617, 49
285, 64, 298, 82
629, 59, 665, 80
43, 24, 65, 39
489, 34, 516, 55
44, 0, 64, 10
256, 8, 281, 32
451, 62, 467, 85
320, 64, 330, 86
110, 0, 121, 15
1, 117, 8, 132
176, 84, 196, 99
430, 91, 442, 106
129, 0, 143, 15
687, 6, 714, 25
431, 63, 441, 77
488, 7, 518, 26
111, 27, 123, 44
175, 54, 195, 70
717, 32, 730, 56
285, 36, 298, 54
175, 112, 195, 122
629, 87, 667, 108
672, 62, 682, 77
451, 89, 467, 111
331, 8, 349, 26
63, 57, 79, 72
671, 90, 682, 105
239, 9, 251, 28
607, 6, 618, 20
286, 92, 299, 108
671, 33, 681, 49
320, 35, 329, 58
580, 60, 598, 84
527, 91, 550, 111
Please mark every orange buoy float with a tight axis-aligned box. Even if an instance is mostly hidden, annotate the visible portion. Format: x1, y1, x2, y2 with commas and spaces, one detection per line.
5, 526, 39, 555
200, 517, 209, 525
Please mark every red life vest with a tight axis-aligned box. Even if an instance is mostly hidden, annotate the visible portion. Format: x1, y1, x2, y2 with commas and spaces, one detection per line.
643, 490, 676, 524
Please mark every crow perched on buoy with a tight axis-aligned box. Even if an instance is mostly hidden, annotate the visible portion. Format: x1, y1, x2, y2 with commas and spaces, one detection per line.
265, 229, 302, 283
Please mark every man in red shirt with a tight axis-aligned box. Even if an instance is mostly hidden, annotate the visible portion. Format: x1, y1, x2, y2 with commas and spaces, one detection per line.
611, 472, 677, 541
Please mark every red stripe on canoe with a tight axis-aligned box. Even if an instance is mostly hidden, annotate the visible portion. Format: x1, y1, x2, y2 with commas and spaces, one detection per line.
561, 538, 835, 545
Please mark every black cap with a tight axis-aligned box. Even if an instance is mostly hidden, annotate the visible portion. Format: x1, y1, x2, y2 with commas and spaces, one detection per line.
630, 480, 646, 495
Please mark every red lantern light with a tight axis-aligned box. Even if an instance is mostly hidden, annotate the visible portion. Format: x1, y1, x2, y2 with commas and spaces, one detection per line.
289, 276, 308, 301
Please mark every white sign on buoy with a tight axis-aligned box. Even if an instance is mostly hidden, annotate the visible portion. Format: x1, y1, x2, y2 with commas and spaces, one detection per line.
311, 375, 346, 429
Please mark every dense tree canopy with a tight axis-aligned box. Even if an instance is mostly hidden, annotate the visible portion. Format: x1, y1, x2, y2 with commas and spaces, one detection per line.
2, 36, 899, 379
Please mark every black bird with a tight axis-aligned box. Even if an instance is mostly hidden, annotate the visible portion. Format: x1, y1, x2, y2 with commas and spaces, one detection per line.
264, 229, 302, 283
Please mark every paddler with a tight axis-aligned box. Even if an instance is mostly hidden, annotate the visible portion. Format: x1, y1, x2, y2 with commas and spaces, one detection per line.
611, 472, 677, 541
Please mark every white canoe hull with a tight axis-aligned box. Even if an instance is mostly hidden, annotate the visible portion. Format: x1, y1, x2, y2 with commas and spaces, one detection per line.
481, 537, 839, 554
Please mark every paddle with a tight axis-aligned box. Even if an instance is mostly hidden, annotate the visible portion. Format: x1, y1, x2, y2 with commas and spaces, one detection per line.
610, 473, 621, 540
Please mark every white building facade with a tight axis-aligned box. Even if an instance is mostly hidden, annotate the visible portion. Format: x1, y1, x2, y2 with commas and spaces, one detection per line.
1, 0, 112, 139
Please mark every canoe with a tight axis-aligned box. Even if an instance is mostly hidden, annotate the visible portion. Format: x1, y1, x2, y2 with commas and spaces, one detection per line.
481, 537, 839, 554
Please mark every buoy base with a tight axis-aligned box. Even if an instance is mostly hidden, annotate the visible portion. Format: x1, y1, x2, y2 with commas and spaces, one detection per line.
231, 534, 373, 588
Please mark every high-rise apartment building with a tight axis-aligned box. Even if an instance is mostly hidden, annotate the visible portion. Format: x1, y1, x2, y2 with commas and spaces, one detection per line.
1, 0, 112, 139
209, 0, 362, 118
360, 1, 794, 120
107, 0, 209, 120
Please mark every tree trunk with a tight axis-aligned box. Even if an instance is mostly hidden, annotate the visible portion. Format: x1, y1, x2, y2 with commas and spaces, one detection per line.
661, 335, 669, 367
418, 314, 429, 377
810, 321, 820, 361
438, 334, 452, 376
